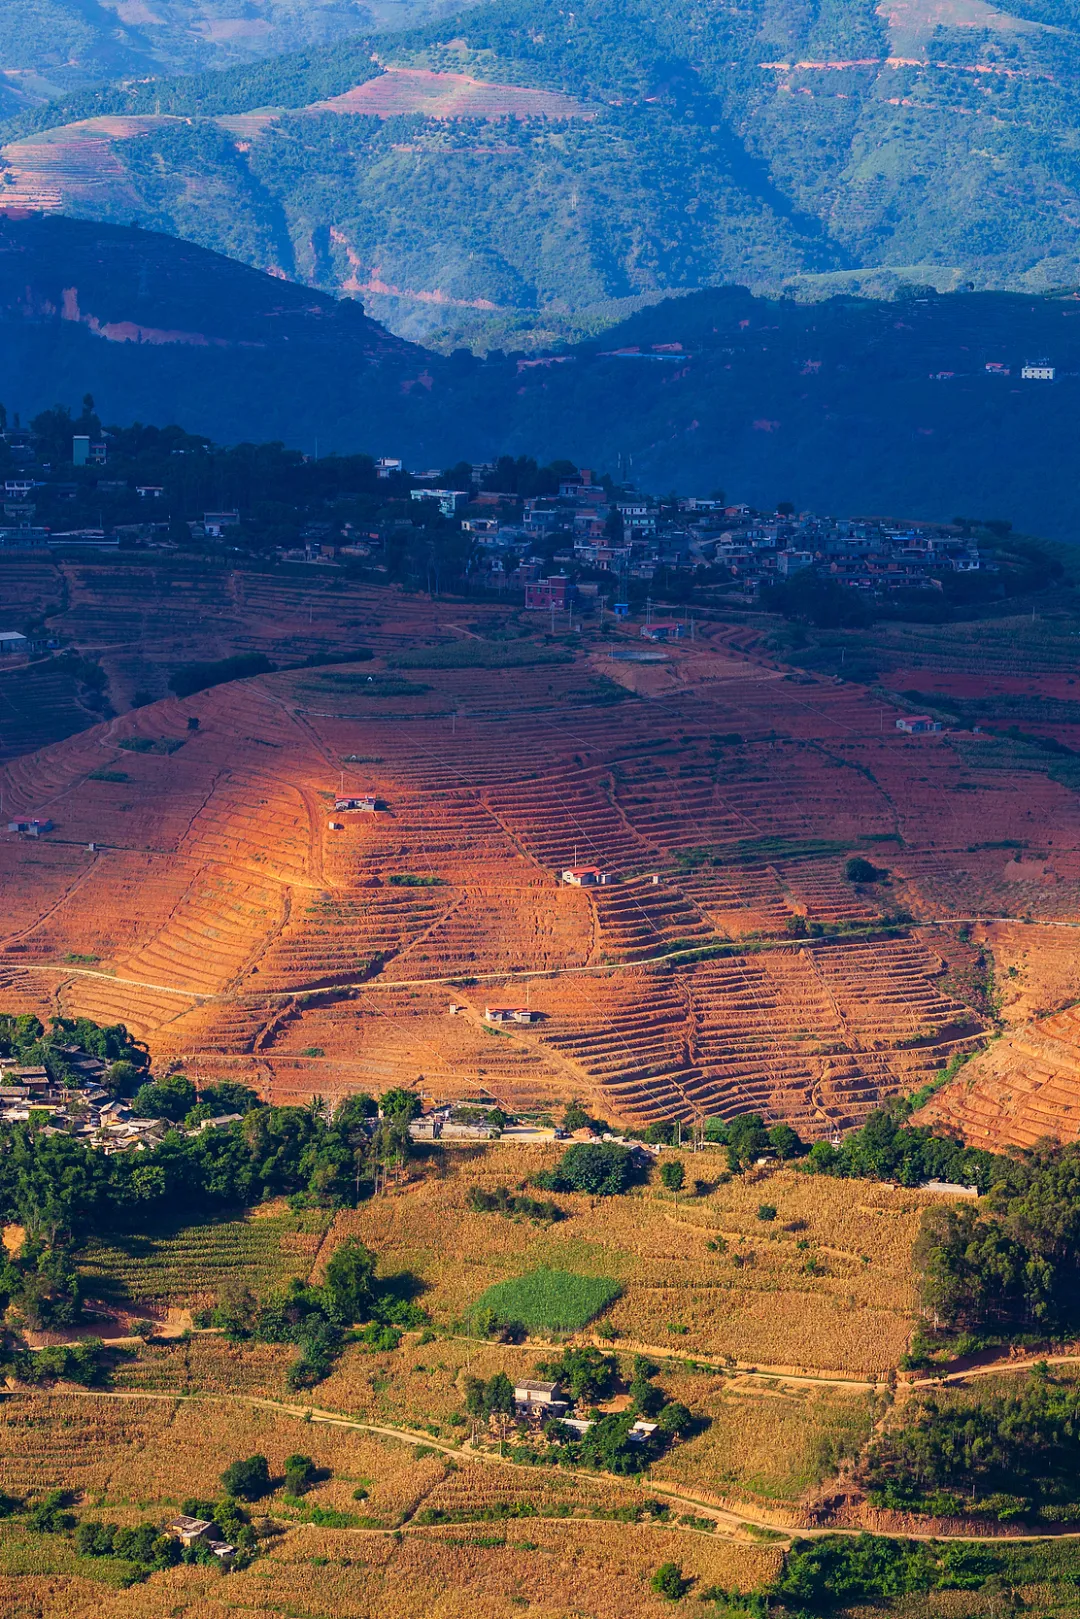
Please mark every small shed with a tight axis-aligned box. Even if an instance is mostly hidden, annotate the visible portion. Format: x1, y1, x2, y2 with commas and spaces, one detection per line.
627, 1420, 659, 1444
562, 865, 610, 886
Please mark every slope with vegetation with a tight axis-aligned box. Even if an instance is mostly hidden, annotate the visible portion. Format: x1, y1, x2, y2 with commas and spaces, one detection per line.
4, 0, 1080, 349
11, 215, 1080, 534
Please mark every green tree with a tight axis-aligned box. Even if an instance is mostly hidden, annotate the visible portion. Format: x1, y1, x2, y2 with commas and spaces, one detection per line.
651, 1561, 690, 1599
132, 1074, 196, 1122
660, 1160, 685, 1194
768, 1123, 805, 1160
543, 1142, 638, 1196
657, 1401, 693, 1436
284, 1453, 318, 1495
220, 1454, 271, 1501
561, 1098, 594, 1132
379, 1088, 421, 1125
537, 1346, 617, 1402
322, 1237, 377, 1324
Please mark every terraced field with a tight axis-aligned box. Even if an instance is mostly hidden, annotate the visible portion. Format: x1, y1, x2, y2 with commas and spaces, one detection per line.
5, 590, 1080, 1141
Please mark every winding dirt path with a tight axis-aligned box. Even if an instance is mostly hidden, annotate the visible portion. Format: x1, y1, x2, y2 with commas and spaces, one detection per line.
23, 1381, 1080, 1548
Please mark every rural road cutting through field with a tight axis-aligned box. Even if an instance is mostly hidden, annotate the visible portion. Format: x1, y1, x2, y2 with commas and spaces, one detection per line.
25, 1372, 1080, 1548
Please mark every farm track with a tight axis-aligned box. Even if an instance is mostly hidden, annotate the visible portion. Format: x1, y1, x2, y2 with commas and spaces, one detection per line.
9, 915, 1044, 1004
24, 1380, 1080, 1546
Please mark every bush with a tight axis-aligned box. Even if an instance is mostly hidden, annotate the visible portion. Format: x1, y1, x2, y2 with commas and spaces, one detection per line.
660, 1160, 685, 1194
169, 653, 275, 699
538, 1142, 640, 1196
322, 1237, 377, 1323
652, 1561, 691, 1599
28, 1490, 76, 1532
757, 1204, 777, 1222
845, 856, 884, 883
220, 1454, 271, 1501
284, 1453, 318, 1496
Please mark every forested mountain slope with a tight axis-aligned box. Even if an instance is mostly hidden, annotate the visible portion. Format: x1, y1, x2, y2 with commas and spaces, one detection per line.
2, 0, 1079, 348
7, 213, 1080, 536
0, 0, 457, 111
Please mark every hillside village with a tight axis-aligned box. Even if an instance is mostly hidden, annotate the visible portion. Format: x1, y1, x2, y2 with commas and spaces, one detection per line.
0, 413, 1000, 616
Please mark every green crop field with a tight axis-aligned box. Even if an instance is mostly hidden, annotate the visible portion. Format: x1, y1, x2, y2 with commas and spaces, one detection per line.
79, 1208, 328, 1305
469, 1269, 621, 1333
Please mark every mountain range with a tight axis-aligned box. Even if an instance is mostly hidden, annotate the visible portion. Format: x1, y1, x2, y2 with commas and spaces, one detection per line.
0, 0, 456, 112
2, 0, 1079, 350
7, 212, 1080, 536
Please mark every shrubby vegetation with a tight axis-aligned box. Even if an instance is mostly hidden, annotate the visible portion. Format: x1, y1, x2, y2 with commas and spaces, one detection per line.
803, 1105, 998, 1193
703, 1112, 806, 1171
169, 652, 276, 698
213, 1236, 424, 1389
534, 1142, 642, 1196
0, 1012, 148, 1089
863, 1365, 1080, 1522
466, 1184, 562, 1222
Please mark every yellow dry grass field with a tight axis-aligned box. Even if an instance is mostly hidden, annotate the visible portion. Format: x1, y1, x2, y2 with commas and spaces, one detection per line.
326, 1148, 927, 1375
0, 1388, 784, 1619
0, 1391, 433, 1514
0, 1522, 782, 1619
650, 1371, 879, 1508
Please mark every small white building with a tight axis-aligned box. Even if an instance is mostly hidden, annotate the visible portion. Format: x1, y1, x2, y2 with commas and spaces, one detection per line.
203, 510, 239, 537
562, 866, 610, 886
410, 488, 468, 518
484, 1006, 537, 1025
627, 1420, 659, 1444
895, 715, 941, 735
1021, 362, 1055, 381
0, 630, 28, 656
514, 1379, 568, 1417
335, 793, 377, 812
164, 1516, 213, 1545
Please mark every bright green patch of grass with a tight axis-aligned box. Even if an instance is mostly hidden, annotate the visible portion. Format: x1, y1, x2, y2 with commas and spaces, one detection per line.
470, 1269, 621, 1332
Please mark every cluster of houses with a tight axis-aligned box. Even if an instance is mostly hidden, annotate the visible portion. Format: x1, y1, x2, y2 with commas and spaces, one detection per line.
0, 437, 1007, 615
0, 1056, 240, 1153
512, 1378, 657, 1445
405, 468, 999, 604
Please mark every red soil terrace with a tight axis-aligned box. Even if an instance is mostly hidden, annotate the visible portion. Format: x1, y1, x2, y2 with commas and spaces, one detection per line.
2, 579, 1080, 1140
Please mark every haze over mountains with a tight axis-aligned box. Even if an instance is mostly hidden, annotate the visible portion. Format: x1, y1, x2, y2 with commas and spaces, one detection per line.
2, 0, 1079, 350
8, 213, 1080, 535
0, 0, 453, 111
